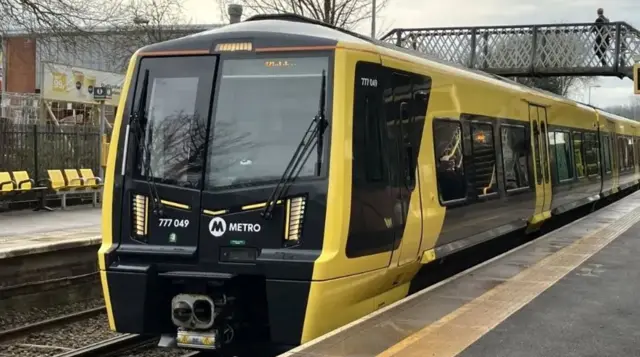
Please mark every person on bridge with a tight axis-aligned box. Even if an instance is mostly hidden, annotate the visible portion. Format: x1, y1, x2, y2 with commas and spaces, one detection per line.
592, 8, 610, 67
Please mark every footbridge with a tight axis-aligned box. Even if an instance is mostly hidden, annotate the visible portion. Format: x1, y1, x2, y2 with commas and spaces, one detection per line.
380, 21, 640, 79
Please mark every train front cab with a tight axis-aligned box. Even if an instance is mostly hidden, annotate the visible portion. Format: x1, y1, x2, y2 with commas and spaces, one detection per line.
98, 31, 346, 351
97, 26, 448, 352
97, 18, 640, 353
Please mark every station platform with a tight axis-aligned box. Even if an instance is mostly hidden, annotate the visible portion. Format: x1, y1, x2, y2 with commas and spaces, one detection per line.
0, 206, 101, 259
282, 190, 640, 357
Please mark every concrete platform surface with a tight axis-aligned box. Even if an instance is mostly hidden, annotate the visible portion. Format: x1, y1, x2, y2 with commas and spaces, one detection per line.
0, 205, 100, 237
456, 212, 640, 357
281, 190, 640, 357
0, 206, 101, 259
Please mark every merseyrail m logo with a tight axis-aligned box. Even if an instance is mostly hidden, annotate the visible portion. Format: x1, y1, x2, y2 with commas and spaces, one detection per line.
209, 217, 227, 237
208, 217, 263, 237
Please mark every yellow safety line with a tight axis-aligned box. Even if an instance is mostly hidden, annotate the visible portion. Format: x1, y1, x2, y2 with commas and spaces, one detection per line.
378, 204, 640, 357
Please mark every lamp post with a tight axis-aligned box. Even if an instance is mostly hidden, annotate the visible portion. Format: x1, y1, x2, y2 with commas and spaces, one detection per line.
371, 0, 376, 38
588, 85, 601, 105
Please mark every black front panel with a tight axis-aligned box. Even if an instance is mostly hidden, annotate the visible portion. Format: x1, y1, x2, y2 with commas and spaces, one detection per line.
199, 205, 286, 265
108, 34, 335, 281
346, 61, 431, 258
265, 279, 311, 345
118, 55, 217, 265
108, 268, 169, 334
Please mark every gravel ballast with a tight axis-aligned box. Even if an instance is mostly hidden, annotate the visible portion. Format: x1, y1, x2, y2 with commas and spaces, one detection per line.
0, 313, 119, 357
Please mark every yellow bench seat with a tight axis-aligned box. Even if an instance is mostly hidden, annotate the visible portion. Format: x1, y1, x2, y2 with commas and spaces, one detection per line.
46, 169, 103, 209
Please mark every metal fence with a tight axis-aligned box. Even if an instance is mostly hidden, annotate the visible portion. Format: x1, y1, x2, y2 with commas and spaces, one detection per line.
0, 120, 101, 181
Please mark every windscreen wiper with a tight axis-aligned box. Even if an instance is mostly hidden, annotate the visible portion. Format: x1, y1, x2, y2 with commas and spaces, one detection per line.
129, 69, 165, 217
261, 70, 327, 220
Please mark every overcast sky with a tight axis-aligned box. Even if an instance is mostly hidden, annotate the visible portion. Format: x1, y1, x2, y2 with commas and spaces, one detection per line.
184, 0, 640, 108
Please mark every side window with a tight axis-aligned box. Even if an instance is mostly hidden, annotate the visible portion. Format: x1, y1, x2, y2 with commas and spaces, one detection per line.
626, 137, 636, 168
547, 131, 557, 183
501, 125, 530, 191
584, 132, 600, 176
573, 132, 585, 178
635, 138, 640, 169
471, 122, 497, 196
555, 132, 574, 181
386, 73, 411, 187
618, 137, 628, 170
403, 74, 432, 190
434, 119, 466, 202
636, 138, 640, 168
364, 97, 384, 181
353, 96, 384, 182
602, 134, 611, 173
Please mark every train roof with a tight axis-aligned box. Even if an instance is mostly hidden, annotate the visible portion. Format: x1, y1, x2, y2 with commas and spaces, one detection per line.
596, 108, 639, 125
148, 14, 636, 124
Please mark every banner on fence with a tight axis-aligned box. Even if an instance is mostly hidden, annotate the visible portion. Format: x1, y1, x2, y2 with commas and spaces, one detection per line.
40, 62, 125, 106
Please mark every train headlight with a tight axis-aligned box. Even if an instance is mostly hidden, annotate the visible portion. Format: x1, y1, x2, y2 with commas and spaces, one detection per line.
132, 194, 148, 241
285, 196, 306, 245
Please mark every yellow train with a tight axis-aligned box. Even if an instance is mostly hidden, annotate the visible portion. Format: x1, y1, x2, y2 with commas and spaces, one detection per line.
98, 14, 640, 355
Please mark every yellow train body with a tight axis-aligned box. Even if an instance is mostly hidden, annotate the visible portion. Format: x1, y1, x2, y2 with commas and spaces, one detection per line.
99, 14, 640, 353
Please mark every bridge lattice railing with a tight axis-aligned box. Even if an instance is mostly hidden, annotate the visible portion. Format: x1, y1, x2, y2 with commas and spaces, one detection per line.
381, 22, 640, 78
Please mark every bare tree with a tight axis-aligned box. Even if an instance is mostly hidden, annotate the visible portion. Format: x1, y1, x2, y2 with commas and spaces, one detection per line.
0, 0, 126, 38
512, 76, 595, 98
98, 0, 212, 72
14, 0, 212, 75
604, 96, 640, 121
217, 0, 388, 30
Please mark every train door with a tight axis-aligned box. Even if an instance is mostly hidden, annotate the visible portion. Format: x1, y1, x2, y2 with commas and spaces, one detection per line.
537, 106, 553, 214
382, 68, 428, 267
606, 119, 619, 191
528, 103, 551, 223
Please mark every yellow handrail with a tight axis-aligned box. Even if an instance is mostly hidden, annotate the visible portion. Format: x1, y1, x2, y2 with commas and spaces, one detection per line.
442, 129, 461, 165
482, 165, 496, 195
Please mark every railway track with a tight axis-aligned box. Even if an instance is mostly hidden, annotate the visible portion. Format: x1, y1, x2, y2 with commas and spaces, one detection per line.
0, 306, 106, 343
52, 334, 157, 357
53, 335, 209, 357
0, 303, 214, 357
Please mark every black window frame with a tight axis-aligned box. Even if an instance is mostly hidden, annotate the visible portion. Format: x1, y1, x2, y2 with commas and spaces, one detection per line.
130, 54, 218, 190
469, 120, 498, 198
554, 130, 575, 183
433, 117, 467, 206
572, 131, 585, 179
500, 123, 531, 194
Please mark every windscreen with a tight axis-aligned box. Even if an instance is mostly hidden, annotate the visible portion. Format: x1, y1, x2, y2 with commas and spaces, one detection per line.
133, 55, 216, 189
204, 56, 330, 189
